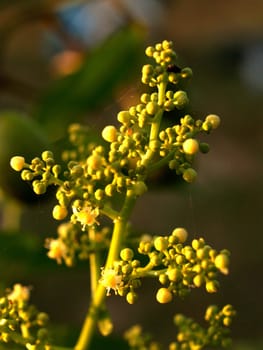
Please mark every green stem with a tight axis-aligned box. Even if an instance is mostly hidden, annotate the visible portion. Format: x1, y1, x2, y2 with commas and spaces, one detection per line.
74, 190, 137, 350
141, 80, 167, 167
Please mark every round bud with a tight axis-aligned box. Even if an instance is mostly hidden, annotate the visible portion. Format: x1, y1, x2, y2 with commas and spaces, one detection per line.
154, 236, 168, 252
133, 181, 147, 196
52, 205, 68, 220
182, 168, 197, 183
214, 253, 229, 275
120, 248, 134, 261
205, 280, 219, 293
159, 273, 168, 285
156, 288, 173, 304
205, 114, 221, 129
145, 46, 155, 57
167, 268, 182, 282
146, 101, 159, 116
222, 304, 235, 317
199, 142, 210, 154
117, 111, 131, 124
126, 291, 138, 304
173, 91, 189, 109
142, 64, 154, 76
181, 67, 193, 79
41, 151, 54, 161
10, 156, 25, 171
172, 227, 188, 243
33, 181, 46, 195
193, 274, 205, 288
87, 155, 103, 171
223, 317, 232, 327
182, 138, 199, 155
102, 125, 117, 143
105, 184, 115, 197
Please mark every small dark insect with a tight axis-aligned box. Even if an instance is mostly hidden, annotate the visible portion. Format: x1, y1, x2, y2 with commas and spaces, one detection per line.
167, 64, 181, 73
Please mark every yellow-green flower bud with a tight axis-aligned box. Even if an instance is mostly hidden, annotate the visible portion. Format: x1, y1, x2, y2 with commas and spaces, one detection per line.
156, 287, 173, 304
154, 236, 169, 252
222, 304, 235, 317
120, 248, 134, 261
87, 154, 103, 171
172, 227, 188, 243
145, 46, 155, 57
205, 114, 221, 129
223, 317, 232, 327
193, 274, 205, 288
205, 280, 219, 293
142, 64, 154, 76
133, 181, 147, 196
10, 156, 25, 171
173, 90, 189, 109
146, 101, 159, 115
52, 205, 68, 220
33, 181, 46, 195
205, 305, 218, 321
182, 138, 199, 155
102, 125, 118, 143
167, 268, 182, 282
159, 273, 168, 285
126, 291, 138, 304
41, 150, 54, 161
214, 253, 229, 275
117, 111, 131, 124
21, 169, 34, 181
182, 168, 197, 183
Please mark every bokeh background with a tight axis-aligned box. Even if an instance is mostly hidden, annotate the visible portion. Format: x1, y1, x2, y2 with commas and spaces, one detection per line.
0, 1, 262, 349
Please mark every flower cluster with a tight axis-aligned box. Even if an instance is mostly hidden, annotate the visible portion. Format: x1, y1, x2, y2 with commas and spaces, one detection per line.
9, 39, 234, 350
124, 304, 236, 350
0, 284, 50, 349
98, 227, 230, 305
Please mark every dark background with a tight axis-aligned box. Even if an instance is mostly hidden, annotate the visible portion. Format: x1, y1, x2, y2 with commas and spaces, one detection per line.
0, 1, 262, 349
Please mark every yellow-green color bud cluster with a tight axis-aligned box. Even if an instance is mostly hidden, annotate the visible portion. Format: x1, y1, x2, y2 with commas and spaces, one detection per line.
0, 284, 50, 349
10, 40, 221, 236
170, 304, 236, 349
124, 324, 161, 350
101, 229, 230, 305
142, 40, 192, 87
124, 304, 235, 350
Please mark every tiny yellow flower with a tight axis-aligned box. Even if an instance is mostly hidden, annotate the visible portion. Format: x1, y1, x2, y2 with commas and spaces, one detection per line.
72, 206, 99, 231
99, 268, 123, 296
8, 284, 30, 303
46, 238, 67, 264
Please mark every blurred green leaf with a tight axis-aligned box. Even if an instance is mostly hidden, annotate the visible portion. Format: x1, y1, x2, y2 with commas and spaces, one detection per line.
35, 25, 145, 140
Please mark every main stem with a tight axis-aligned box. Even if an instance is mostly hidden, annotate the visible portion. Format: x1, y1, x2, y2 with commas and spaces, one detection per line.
75, 80, 167, 350
74, 190, 136, 350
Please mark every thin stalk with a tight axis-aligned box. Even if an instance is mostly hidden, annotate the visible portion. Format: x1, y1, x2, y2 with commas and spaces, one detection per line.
74, 190, 137, 350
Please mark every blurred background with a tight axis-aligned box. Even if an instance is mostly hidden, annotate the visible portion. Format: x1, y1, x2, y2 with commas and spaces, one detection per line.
0, 0, 262, 349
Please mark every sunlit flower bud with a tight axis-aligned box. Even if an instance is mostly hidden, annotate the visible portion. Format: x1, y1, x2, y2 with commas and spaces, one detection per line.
52, 205, 68, 220
156, 287, 173, 304
182, 138, 199, 155
205, 114, 221, 129
182, 168, 197, 183
10, 156, 25, 171
120, 248, 134, 261
172, 227, 188, 243
102, 125, 118, 143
